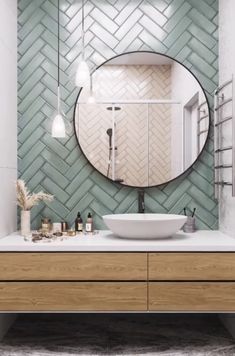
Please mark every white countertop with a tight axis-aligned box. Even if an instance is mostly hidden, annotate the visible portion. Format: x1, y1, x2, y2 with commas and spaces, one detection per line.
0, 230, 235, 252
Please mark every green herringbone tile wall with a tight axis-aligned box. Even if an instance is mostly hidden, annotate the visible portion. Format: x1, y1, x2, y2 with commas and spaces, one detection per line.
18, 0, 218, 230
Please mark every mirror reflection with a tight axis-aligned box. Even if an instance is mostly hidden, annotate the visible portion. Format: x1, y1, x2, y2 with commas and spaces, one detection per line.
75, 52, 209, 187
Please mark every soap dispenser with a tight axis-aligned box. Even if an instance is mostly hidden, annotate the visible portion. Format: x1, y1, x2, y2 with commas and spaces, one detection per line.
85, 212, 93, 233
75, 212, 83, 233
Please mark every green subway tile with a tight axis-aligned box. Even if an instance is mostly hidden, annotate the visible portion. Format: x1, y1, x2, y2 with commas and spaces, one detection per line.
164, 17, 192, 47
18, 53, 45, 85
19, 141, 45, 172
42, 177, 70, 204
167, 32, 191, 57
163, 180, 191, 209
66, 180, 94, 210
189, 52, 216, 79
145, 194, 168, 213
188, 0, 216, 20
189, 23, 217, 49
189, 171, 214, 197
90, 171, 119, 197
168, 194, 192, 215
18, 83, 44, 113
18, 8, 45, 40
18, 127, 44, 158
41, 133, 70, 160
114, 186, 133, 203
42, 163, 69, 189
189, 38, 216, 64
114, 191, 137, 214
19, 157, 45, 182
41, 149, 70, 175
189, 186, 216, 211
91, 186, 118, 211
19, 97, 45, 128
18, 23, 45, 55
18, 38, 45, 69
41, 1, 70, 27
44, 199, 70, 218
18, 68, 44, 99
41, 15, 70, 42
164, 2, 191, 32
188, 8, 216, 34
41, 30, 70, 55
26, 171, 45, 190
90, 200, 112, 217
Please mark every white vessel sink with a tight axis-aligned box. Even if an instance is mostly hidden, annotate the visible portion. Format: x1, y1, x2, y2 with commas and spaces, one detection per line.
103, 214, 187, 239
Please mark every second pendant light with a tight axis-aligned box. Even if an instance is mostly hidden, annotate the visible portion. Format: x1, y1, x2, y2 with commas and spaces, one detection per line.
75, 0, 91, 88
52, 0, 66, 138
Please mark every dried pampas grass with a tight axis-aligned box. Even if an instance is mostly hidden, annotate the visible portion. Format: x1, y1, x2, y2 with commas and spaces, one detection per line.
16, 180, 53, 211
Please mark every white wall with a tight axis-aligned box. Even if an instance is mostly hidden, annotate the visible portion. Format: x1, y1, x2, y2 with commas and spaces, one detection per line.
0, 0, 17, 238
219, 0, 235, 237
0, 0, 17, 341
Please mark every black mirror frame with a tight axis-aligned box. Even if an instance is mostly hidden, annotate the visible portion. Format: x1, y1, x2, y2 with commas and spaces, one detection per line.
73, 50, 211, 189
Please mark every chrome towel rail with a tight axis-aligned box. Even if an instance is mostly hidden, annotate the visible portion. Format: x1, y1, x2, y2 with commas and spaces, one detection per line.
214, 76, 234, 199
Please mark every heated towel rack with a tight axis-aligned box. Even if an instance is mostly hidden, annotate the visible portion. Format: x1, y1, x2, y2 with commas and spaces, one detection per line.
214, 76, 234, 199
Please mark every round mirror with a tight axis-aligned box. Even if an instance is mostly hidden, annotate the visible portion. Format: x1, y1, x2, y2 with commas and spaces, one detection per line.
74, 51, 210, 188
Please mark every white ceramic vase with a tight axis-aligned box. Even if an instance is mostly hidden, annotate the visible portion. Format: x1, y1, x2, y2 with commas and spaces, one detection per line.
21, 210, 31, 237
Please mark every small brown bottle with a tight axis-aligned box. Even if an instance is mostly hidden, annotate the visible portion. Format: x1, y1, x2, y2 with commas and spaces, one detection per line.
85, 212, 93, 233
75, 212, 83, 233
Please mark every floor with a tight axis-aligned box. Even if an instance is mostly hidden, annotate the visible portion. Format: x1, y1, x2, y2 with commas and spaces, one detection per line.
0, 314, 235, 355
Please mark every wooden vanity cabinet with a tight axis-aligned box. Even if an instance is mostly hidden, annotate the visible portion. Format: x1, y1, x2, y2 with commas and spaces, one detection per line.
0, 252, 148, 312
149, 253, 235, 311
0, 252, 235, 312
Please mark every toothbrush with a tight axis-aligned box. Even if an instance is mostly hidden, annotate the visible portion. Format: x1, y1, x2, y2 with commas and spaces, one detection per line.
192, 208, 196, 217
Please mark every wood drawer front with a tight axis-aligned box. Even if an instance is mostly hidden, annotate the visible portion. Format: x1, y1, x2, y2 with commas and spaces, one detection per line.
149, 253, 235, 280
0, 282, 147, 311
149, 282, 235, 311
0, 253, 147, 281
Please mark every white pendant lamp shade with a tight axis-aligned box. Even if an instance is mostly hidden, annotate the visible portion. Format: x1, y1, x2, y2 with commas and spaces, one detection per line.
75, 59, 91, 87
52, 112, 66, 138
87, 92, 96, 104
52, 86, 66, 138
51, 0, 66, 138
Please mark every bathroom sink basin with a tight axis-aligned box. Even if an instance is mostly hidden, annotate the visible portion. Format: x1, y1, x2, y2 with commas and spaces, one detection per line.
103, 214, 187, 239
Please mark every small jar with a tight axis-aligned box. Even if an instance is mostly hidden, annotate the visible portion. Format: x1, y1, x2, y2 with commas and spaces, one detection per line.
41, 218, 52, 233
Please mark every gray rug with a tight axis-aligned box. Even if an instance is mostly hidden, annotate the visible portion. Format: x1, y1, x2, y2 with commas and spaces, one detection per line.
0, 314, 235, 355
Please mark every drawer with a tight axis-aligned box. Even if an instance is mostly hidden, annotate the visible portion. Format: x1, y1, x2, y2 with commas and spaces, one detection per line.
0, 282, 147, 311
149, 253, 235, 280
149, 282, 235, 311
0, 253, 147, 281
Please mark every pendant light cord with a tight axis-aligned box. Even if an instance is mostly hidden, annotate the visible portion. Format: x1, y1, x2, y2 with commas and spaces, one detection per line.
82, 0, 85, 60
57, 0, 60, 87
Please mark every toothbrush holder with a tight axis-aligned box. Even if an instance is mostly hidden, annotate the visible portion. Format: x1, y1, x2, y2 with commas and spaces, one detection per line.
183, 216, 196, 233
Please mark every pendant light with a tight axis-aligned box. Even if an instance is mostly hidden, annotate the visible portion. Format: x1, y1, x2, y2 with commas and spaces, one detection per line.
75, 0, 91, 88
52, 0, 66, 138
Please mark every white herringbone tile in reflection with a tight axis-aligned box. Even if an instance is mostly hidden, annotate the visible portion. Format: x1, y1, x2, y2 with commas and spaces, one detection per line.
0, 314, 235, 355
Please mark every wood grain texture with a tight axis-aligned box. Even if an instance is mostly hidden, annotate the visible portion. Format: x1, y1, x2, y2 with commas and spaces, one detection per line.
149, 282, 235, 311
149, 253, 235, 280
0, 282, 147, 311
0, 253, 147, 281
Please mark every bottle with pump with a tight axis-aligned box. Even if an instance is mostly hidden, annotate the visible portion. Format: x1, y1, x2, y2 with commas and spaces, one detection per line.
75, 212, 83, 233
85, 212, 93, 233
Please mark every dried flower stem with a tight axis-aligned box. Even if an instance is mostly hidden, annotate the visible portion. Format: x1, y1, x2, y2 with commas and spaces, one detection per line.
16, 180, 53, 211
